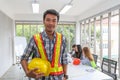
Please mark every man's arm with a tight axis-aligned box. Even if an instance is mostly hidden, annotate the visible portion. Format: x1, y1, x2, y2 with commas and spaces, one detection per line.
63, 64, 68, 80
21, 59, 29, 74
63, 64, 67, 75
62, 36, 68, 79
21, 59, 44, 79
20, 59, 38, 78
20, 37, 44, 79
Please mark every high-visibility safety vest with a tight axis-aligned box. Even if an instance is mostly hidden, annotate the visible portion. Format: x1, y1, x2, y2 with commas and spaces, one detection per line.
33, 32, 63, 75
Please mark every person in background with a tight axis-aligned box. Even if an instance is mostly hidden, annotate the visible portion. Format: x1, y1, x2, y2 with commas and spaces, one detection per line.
72, 45, 83, 59
67, 44, 76, 63
69, 44, 76, 55
20, 9, 68, 80
81, 47, 96, 68
71, 44, 76, 51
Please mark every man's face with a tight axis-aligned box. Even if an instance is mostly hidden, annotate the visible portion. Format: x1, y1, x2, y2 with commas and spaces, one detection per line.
44, 14, 58, 33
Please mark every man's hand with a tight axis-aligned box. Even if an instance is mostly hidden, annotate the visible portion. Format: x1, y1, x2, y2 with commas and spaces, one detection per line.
63, 74, 68, 80
26, 68, 44, 79
63, 77, 67, 80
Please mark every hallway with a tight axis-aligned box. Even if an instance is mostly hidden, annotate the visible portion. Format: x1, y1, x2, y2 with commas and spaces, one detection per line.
0, 64, 28, 80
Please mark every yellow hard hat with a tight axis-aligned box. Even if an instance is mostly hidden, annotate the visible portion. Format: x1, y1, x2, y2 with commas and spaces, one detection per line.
28, 58, 51, 76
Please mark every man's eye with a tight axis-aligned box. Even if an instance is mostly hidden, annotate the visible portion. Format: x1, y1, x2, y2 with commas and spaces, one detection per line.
46, 19, 50, 21
53, 20, 57, 22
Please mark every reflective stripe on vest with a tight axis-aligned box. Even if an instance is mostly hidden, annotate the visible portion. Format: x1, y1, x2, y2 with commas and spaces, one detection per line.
33, 32, 63, 75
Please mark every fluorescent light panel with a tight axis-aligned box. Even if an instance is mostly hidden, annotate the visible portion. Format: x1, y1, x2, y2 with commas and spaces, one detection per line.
60, 4, 72, 14
32, 3, 39, 13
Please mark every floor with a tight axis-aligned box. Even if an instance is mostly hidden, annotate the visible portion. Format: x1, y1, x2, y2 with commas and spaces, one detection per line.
0, 64, 29, 80
1, 64, 120, 80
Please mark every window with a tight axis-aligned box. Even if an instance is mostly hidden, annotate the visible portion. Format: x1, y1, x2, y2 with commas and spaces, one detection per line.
15, 21, 75, 51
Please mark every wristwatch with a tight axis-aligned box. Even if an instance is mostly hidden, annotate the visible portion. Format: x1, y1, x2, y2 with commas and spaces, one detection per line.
64, 74, 68, 79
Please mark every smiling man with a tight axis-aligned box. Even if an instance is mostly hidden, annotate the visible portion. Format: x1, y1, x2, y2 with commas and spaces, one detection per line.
21, 9, 68, 80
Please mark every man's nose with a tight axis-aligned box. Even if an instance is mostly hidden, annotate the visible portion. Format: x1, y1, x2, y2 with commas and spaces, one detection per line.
49, 20, 54, 25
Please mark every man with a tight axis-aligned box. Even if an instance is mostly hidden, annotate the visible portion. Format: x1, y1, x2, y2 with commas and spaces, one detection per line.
21, 9, 68, 80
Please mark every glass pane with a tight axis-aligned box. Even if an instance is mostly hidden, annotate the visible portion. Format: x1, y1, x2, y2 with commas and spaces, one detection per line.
56, 24, 75, 51
95, 20, 100, 60
31, 25, 37, 36
102, 18, 108, 58
111, 10, 119, 16
96, 16, 100, 20
23, 25, 30, 42
82, 24, 86, 45
38, 25, 44, 33
111, 15, 119, 61
90, 22, 94, 53
16, 25, 23, 36
103, 13, 108, 18
81, 24, 84, 45
85, 23, 89, 45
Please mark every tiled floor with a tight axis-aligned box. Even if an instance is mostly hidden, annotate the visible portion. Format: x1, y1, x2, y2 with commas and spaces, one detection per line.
0, 64, 28, 80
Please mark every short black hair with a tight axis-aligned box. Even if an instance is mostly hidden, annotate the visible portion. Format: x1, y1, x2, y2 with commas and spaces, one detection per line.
43, 9, 59, 22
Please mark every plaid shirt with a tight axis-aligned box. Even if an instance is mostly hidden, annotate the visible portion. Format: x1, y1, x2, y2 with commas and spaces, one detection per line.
21, 30, 68, 80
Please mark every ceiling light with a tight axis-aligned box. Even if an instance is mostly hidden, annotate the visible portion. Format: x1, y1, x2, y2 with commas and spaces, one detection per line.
60, 4, 72, 14
32, 2, 39, 13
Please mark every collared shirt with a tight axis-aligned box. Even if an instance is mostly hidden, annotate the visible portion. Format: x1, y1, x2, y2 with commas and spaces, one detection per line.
21, 30, 68, 80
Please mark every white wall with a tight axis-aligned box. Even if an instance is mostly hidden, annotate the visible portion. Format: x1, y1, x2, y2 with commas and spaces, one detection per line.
0, 10, 13, 77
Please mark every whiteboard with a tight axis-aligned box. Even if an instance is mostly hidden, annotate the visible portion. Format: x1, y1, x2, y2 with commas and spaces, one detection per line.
14, 36, 27, 56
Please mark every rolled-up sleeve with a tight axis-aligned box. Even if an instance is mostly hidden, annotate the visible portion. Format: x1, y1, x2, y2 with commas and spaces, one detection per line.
61, 36, 68, 65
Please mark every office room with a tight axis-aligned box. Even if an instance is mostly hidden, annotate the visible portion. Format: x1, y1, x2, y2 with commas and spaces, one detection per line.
0, 0, 120, 80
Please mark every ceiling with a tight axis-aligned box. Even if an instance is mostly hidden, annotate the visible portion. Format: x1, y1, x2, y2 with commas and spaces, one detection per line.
0, 0, 119, 21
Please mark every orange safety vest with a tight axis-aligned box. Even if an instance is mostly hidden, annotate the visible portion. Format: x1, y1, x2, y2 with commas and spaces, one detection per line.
33, 32, 63, 75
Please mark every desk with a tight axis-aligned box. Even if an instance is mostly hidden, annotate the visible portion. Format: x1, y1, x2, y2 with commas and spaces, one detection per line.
67, 63, 113, 80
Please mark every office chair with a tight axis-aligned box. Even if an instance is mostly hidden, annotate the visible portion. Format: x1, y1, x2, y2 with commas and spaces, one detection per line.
92, 54, 98, 64
101, 58, 117, 80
